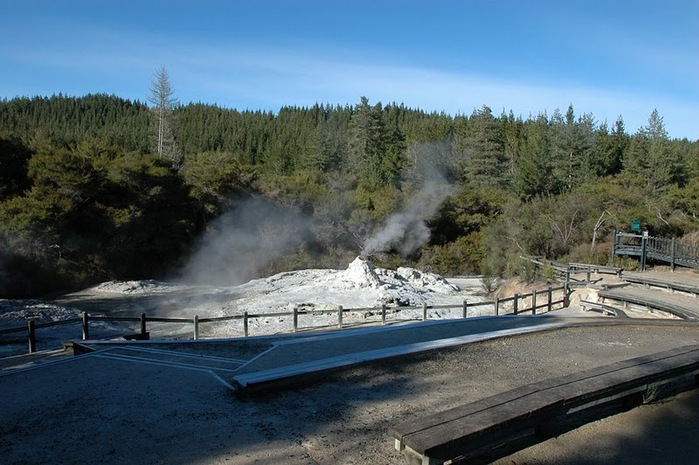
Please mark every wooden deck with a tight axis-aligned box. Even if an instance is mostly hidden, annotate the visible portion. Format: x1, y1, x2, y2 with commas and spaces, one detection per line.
389, 345, 699, 465
598, 287, 699, 320
614, 232, 699, 271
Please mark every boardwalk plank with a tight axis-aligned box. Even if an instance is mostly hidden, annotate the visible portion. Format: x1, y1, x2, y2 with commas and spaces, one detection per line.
390, 345, 699, 464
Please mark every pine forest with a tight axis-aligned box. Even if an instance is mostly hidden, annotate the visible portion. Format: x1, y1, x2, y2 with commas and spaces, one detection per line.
1, 92, 698, 297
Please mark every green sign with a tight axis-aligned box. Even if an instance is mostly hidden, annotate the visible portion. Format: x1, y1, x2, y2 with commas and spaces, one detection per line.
631, 219, 641, 233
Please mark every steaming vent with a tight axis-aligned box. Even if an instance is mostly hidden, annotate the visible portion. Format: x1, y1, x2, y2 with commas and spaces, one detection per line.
342, 256, 382, 289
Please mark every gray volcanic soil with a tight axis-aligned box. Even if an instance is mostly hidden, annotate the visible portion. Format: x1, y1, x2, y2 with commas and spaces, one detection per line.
3, 323, 699, 464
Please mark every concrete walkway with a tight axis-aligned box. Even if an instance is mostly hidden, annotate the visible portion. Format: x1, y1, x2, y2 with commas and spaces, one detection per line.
1, 309, 618, 396
231, 315, 577, 394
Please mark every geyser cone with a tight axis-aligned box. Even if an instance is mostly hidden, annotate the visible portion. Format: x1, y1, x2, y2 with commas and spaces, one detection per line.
344, 256, 382, 288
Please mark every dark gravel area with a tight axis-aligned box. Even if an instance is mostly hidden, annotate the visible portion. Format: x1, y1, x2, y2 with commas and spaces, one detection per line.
3, 322, 699, 465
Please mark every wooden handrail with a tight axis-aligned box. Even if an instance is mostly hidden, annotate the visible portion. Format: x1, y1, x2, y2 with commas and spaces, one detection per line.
614, 231, 699, 271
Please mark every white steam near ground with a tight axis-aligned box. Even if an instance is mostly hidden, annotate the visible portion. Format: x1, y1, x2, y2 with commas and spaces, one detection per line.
179, 197, 310, 286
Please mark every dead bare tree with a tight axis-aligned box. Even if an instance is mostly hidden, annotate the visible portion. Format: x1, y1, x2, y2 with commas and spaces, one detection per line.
547, 209, 579, 251
590, 210, 615, 251
653, 205, 671, 228
148, 66, 181, 167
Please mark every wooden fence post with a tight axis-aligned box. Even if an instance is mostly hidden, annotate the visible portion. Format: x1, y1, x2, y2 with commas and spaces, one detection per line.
532, 290, 538, 315
422, 303, 427, 321
513, 294, 519, 314
671, 237, 676, 271
193, 314, 199, 340
462, 300, 468, 319
547, 287, 553, 312
82, 311, 89, 340
338, 305, 343, 329
28, 320, 36, 353
495, 297, 500, 316
243, 311, 249, 337
381, 304, 387, 325
293, 308, 298, 333
140, 313, 147, 336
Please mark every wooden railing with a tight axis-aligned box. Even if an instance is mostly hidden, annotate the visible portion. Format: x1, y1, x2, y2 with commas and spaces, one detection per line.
521, 256, 621, 283
0, 285, 567, 354
614, 232, 699, 271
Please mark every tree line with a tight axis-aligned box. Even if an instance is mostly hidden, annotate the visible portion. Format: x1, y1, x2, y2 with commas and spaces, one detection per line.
0, 93, 697, 297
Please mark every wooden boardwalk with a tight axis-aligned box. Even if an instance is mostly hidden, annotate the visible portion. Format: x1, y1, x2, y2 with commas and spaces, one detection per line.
596, 269, 699, 320
598, 287, 699, 320
390, 345, 699, 465
614, 232, 699, 270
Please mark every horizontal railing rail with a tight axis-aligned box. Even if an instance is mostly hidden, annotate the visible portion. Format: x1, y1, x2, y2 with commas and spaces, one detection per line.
613, 231, 699, 271
521, 256, 621, 283
1, 285, 567, 354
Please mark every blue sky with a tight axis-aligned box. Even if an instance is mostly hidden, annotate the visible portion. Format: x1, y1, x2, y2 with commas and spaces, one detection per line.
1, 0, 697, 139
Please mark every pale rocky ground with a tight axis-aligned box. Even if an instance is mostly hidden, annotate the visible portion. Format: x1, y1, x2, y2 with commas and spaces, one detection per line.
1, 258, 490, 356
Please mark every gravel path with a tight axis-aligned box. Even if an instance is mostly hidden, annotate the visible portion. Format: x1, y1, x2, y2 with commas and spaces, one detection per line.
3, 322, 699, 464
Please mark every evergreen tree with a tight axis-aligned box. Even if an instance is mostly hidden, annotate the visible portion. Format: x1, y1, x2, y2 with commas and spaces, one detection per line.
514, 114, 554, 198
0, 135, 32, 200
624, 109, 684, 192
346, 97, 401, 189
457, 106, 507, 188
549, 104, 597, 191
594, 116, 626, 177
501, 110, 523, 180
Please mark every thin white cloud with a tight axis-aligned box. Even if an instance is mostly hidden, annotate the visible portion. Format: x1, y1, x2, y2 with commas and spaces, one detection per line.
162, 44, 697, 138
2, 21, 697, 139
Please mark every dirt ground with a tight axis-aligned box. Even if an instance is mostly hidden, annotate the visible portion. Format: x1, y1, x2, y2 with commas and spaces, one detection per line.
4, 323, 699, 464
493, 387, 699, 465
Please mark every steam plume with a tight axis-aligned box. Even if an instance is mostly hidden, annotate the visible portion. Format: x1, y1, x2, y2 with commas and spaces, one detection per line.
363, 142, 454, 257
180, 197, 308, 286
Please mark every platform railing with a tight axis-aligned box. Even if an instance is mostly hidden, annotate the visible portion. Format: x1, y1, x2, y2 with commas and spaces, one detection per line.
614, 231, 699, 271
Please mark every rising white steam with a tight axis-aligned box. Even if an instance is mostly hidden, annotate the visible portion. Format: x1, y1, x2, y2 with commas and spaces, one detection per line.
362, 142, 455, 257
180, 197, 308, 286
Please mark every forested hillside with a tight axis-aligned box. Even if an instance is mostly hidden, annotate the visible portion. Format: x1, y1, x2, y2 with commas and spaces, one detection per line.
1, 94, 697, 297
